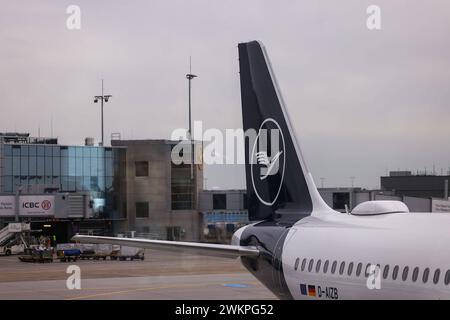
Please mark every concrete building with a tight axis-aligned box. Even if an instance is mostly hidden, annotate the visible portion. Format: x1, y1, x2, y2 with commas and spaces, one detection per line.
199, 189, 248, 243
111, 139, 203, 241
381, 171, 450, 198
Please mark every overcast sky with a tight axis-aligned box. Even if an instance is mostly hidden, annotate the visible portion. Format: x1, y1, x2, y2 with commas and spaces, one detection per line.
1, 1, 450, 190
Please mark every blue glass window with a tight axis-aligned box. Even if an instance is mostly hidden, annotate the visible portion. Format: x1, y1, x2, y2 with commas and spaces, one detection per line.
61, 157, 68, 176
61, 176, 68, 191
4, 156, 12, 175
13, 156, 20, 176
83, 157, 90, 177
68, 147, 76, 158
53, 147, 60, 157
76, 147, 83, 158
106, 177, 113, 191
29, 156, 36, 176
60, 147, 68, 157
98, 158, 105, 176
91, 157, 98, 176
4, 176, 12, 192
98, 148, 104, 159
45, 146, 53, 157
76, 176, 83, 190
13, 176, 20, 189
12, 146, 20, 157
28, 145, 36, 156
98, 175, 105, 191
37, 157, 45, 176
3, 145, 12, 156
45, 157, 52, 176
52, 157, 60, 176
76, 158, 83, 176
21, 145, 29, 156
105, 158, 113, 177
68, 157, 76, 176
37, 146, 45, 156
83, 177, 90, 191
20, 176, 28, 185
20, 157, 28, 175
52, 176, 60, 187
67, 177, 76, 191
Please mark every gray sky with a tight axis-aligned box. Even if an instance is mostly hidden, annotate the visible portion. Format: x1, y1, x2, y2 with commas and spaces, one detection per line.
1, 1, 450, 190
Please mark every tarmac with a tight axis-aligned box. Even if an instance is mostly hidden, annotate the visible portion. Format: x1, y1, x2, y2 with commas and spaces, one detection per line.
0, 249, 276, 300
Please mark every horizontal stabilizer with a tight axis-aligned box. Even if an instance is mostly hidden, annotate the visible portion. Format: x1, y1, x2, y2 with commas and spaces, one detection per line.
71, 235, 260, 259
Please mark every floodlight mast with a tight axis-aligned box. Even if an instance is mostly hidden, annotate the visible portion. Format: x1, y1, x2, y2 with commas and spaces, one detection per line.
94, 79, 112, 146
186, 57, 197, 181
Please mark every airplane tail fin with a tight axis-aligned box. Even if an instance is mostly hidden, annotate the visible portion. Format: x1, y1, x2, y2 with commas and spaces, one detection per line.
238, 41, 331, 222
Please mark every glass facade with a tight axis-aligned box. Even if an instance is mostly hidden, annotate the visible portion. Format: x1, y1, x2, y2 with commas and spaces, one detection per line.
170, 143, 196, 210
1, 144, 125, 218
171, 163, 195, 210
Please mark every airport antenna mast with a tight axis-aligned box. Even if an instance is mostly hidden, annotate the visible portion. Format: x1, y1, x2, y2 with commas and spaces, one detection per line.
186, 57, 197, 180
94, 79, 112, 146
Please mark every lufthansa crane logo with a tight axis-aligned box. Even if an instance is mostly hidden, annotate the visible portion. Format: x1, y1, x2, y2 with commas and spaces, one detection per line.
251, 118, 286, 206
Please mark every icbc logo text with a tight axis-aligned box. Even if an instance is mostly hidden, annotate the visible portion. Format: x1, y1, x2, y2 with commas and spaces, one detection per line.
22, 200, 51, 210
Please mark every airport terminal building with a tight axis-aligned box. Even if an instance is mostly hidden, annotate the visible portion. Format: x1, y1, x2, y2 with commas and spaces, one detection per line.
0, 133, 206, 242
0, 133, 126, 242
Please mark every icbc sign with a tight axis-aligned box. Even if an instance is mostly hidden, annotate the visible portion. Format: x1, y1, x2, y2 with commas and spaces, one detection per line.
22, 200, 52, 210
19, 196, 54, 216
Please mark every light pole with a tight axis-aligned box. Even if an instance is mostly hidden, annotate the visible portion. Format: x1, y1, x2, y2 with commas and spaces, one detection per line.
94, 80, 112, 146
186, 61, 197, 180
15, 185, 23, 222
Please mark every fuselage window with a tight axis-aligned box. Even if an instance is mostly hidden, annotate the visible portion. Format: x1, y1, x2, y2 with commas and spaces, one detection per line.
412, 267, 419, 282
422, 268, 430, 283
316, 260, 322, 273
392, 265, 399, 280
294, 258, 300, 271
347, 262, 354, 276
365, 263, 372, 278
383, 265, 389, 279
323, 260, 329, 274
444, 270, 450, 285
308, 259, 314, 272
433, 269, 441, 284
301, 258, 307, 272
402, 266, 409, 281
339, 262, 346, 275
331, 261, 337, 274
356, 263, 362, 277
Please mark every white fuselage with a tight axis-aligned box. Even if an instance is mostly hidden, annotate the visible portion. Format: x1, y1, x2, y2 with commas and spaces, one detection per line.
282, 211, 450, 299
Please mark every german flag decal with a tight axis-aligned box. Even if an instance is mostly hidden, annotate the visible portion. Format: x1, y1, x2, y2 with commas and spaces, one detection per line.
300, 284, 317, 297
308, 285, 316, 297
300, 284, 307, 295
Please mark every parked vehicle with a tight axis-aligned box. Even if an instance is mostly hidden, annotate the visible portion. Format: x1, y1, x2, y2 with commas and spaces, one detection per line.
56, 243, 81, 262
110, 246, 144, 261
0, 244, 25, 256
18, 247, 53, 263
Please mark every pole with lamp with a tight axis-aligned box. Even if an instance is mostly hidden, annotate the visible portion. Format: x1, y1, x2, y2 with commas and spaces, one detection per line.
94, 80, 112, 146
